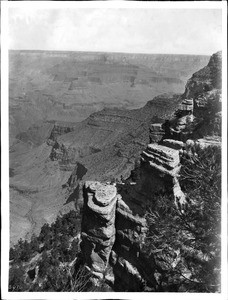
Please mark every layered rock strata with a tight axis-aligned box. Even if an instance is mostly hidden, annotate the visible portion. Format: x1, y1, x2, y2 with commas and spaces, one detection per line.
81, 182, 117, 279
79, 51, 222, 291
179, 98, 193, 112
149, 123, 165, 143
141, 144, 180, 176
111, 196, 157, 291
80, 138, 187, 289
141, 143, 186, 209
162, 139, 184, 150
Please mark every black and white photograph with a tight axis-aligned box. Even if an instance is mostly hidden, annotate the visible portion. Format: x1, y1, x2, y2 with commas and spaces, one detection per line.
1, 1, 227, 299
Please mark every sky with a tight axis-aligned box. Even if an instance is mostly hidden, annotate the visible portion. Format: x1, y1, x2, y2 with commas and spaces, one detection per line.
8, 7, 222, 55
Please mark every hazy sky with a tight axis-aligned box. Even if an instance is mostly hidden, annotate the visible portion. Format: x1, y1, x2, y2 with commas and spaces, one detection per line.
8, 8, 222, 55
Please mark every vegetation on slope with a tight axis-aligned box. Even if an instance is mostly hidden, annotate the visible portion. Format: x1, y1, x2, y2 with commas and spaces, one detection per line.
9, 144, 221, 292
9, 210, 88, 292
144, 145, 221, 292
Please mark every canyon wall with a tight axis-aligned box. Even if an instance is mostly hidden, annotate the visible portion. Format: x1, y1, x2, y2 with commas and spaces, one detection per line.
81, 133, 187, 291
80, 51, 222, 291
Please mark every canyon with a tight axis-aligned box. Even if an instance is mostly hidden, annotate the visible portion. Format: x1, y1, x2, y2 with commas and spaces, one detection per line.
80, 51, 222, 291
9, 50, 209, 139
9, 51, 222, 292
9, 51, 209, 245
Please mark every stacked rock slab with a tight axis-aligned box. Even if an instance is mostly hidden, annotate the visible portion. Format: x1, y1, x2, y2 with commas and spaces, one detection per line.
179, 98, 193, 112
141, 143, 186, 208
149, 123, 165, 143
81, 181, 117, 279
141, 144, 181, 177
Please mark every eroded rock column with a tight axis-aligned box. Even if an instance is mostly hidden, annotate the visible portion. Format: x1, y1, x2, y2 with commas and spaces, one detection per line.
80, 181, 117, 279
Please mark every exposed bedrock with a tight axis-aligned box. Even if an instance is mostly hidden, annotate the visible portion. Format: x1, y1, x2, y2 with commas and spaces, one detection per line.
162, 139, 184, 150
140, 143, 186, 209
79, 51, 221, 290
80, 182, 117, 279
141, 144, 180, 176
80, 139, 187, 289
49, 141, 82, 167
184, 51, 221, 99
79, 139, 187, 290
111, 196, 157, 291
149, 123, 165, 143
48, 122, 77, 142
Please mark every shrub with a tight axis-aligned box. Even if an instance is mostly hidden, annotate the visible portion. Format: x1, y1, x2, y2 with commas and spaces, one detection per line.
9, 265, 28, 291
144, 146, 221, 292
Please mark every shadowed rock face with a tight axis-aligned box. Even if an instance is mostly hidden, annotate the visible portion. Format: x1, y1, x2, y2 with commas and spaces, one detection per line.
80, 139, 186, 291
79, 51, 222, 291
149, 123, 165, 143
10, 51, 209, 244
80, 135, 187, 290
183, 51, 221, 99
81, 179, 158, 291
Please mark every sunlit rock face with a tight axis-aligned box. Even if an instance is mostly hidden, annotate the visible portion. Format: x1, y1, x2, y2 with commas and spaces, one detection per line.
140, 143, 186, 210
186, 136, 221, 151
162, 139, 184, 150
79, 51, 222, 291
80, 140, 186, 290
80, 182, 117, 278
141, 144, 180, 176
179, 98, 194, 112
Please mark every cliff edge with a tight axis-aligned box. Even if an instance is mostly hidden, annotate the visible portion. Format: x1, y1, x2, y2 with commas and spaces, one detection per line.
80, 51, 222, 291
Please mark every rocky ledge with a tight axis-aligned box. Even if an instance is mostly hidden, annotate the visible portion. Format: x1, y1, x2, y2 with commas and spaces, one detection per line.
79, 51, 222, 291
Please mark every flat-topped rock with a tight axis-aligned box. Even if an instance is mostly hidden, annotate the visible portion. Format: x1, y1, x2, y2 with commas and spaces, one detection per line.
146, 144, 180, 161
186, 137, 221, 150
162, 139, 184, 150
81, 182, 118, 277
141, 151, 179, 170
85, 181, 117, 207
141, 143, 181, 177
196, 137, 221, 149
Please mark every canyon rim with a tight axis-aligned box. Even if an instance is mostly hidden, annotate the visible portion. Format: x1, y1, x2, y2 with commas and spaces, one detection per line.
1, 1, 227, 300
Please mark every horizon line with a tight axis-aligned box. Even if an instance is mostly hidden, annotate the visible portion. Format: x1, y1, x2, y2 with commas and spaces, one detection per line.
8, 49, 212, 57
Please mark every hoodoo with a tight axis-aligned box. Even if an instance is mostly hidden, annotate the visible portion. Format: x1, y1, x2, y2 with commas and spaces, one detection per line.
81, 182, 118, 282
8, 50, 222, 293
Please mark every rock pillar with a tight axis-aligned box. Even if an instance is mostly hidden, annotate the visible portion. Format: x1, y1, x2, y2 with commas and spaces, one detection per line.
81, 181, 117, 279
